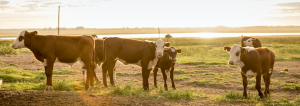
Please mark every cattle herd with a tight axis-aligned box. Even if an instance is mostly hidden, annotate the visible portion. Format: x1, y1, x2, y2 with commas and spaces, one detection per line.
11, 30, 275, 99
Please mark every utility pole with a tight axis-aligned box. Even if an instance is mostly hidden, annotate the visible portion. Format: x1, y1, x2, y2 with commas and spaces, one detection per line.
58, 6, 60, 35
158, 27, 160, 39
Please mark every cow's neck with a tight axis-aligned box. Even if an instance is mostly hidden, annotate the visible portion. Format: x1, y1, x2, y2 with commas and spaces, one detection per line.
147, 57, 159, 70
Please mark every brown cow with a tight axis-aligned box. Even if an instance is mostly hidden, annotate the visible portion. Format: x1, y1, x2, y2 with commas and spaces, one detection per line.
153, 47, 182, 90
12, 30, 97, 91
102, 38, 170, 90
82, 38, 116, 83
224, 44, 275, 98
241, 37, 262, 48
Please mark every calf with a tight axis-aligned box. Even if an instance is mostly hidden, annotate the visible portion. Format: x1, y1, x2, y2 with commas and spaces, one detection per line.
153, 47, 181, 90
241, 37, 261, 48
224, 44, 275, 98
102, 38, 170, 90
12, 30, 97, 91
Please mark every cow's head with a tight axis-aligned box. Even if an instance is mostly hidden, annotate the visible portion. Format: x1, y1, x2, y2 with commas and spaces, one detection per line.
164, 47, 182, 63
224, 44, 247, 65
243, 38, 258, 47
155, 39, 170, 58
12, 30, 37, 49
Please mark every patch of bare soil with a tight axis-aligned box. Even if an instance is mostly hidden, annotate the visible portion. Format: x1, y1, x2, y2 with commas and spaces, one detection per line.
0, 53, 300, 105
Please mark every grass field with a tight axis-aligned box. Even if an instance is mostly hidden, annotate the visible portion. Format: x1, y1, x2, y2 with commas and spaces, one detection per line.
0, 36, 300, 105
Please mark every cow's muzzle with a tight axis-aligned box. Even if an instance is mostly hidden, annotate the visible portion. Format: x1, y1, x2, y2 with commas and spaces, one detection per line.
11, 44, 17, 49
157, 52, 163, 58
172, 58, 177, 63
228, 61, 234, 65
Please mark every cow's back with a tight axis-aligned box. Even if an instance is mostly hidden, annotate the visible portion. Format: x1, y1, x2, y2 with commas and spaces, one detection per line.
104, 38, 155, 63
31, 35, 94, 63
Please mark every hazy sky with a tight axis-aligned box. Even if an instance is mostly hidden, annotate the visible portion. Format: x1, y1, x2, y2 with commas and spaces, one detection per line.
1, 0, 300, 29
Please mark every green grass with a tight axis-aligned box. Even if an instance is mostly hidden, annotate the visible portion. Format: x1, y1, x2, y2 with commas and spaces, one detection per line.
0, 67, 82, 91
191, 79, 225, 85
215, 90, 261, 102
175, 74, 191, 80
259, 97, 300, 106
174, 69, 188, 74
108, 84, 206, 100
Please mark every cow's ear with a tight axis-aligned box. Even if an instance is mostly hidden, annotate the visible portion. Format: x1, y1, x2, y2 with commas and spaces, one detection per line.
164, 42, 170, 47
177, 49, 182, 54
223, 46, 231, 52
33, 31, 38, 36
164, 48, 169, 53
252, 38, 258, 41
241, 48, 247, 54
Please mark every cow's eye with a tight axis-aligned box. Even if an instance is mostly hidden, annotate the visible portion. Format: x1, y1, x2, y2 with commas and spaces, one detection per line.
19, 36, 24, 42
248, 40, 250, 42
236, 52, 239, 56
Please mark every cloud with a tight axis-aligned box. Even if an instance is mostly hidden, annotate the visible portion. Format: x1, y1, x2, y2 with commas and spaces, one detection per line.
0, 1, 10, 5
275, 2, 300, 13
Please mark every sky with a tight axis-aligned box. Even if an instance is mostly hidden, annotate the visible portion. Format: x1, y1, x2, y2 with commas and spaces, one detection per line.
1, 0, 300, 29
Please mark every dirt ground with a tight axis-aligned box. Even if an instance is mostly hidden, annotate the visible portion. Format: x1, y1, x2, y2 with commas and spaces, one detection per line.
0, 53, 300, 106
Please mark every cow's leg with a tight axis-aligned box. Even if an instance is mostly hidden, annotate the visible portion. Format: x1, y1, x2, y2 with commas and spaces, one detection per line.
102, 61, 109, 87
45, 58, 55, 91
153, 67, 159, 88
82, 70, 86, 83
241, 73, 248, 99
265, 72, 272, 97
141, 61, 150, 90
256, 73, 264, 99
170, 67, 176, 89
161, 68, 168, 91
262, 74, 267, 96
81, 58, 94, 91
92, 63, 101, 84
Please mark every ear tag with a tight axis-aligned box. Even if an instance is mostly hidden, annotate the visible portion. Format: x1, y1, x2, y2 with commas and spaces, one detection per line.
35, 33, 37, 35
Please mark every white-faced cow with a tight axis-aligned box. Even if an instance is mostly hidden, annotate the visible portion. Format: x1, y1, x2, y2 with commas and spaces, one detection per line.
12, 30, 97, 91
224, 44, 275, 98
153, 47, 182, 90
102, 38, 170, 90
241, 37, 261, 48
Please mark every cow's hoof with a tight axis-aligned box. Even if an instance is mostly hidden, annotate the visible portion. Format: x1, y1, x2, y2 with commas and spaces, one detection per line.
172, 87, 176, 90
143, 87, 149, 91
88, 86, 93, 91
154, 85, 158, 88
164, 88, 168, 91
44, 85, 53, 91
243, 96, 247, 99
264, 93, 268, 98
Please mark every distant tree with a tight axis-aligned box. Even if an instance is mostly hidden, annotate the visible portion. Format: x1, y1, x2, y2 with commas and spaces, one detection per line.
165, 34, 172, 38
165, 34, 172, 42
91, 34, 98, 39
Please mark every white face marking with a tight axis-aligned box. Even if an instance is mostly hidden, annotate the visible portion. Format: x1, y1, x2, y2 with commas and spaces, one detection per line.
170, 48, 176, 52
12, 30, 26, 49
245, 70, 257, 78
243, 38, 253, 47
155, 39, 165, 58
169, 55, 172, 61
229, 44, 242, 65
